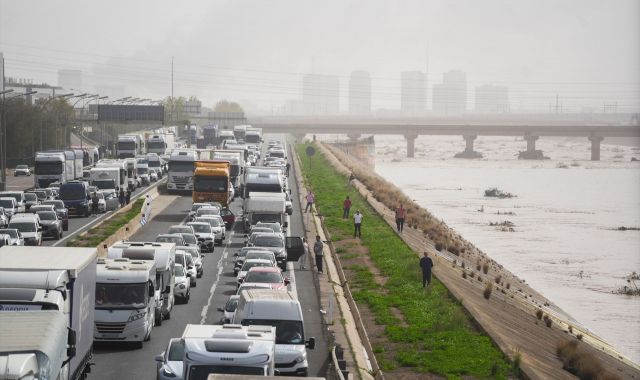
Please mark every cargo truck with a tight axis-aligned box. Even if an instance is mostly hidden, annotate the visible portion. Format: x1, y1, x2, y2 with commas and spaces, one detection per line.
34, 151, 68, 188
146, 133, 175, 155
180, 324, 277, 378
0, 246, 97, 380
212, 151, 244, 190
94, 258, 156, 347
167, 150, 197, 194
95, 159, 129, 191
117, 134, 143, 158
0, 311, 78, 380
192, 160, 231, 207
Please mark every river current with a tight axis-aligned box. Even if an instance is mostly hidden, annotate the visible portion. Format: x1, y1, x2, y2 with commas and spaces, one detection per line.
369, 135, 640, 364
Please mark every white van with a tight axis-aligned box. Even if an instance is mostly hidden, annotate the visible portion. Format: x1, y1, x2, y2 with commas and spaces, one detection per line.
233, 290, 315, 376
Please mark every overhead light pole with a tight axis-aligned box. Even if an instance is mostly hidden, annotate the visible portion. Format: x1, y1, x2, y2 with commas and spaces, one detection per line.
78, 95, 99, 149
96, 96, 108, 150
40, 93, 73, 151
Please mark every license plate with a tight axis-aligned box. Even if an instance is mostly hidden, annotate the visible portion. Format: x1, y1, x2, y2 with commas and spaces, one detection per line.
101, 333, 120, 339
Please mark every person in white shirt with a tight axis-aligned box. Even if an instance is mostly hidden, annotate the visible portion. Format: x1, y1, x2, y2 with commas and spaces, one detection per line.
353, 210, 363, 237
299, 237, 309, 270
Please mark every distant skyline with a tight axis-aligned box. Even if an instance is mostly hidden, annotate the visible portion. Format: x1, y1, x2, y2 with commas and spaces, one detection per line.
1, 0, 638, 114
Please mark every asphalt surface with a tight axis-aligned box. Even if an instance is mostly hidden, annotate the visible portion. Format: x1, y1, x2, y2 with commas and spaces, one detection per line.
91, 137, 330, 379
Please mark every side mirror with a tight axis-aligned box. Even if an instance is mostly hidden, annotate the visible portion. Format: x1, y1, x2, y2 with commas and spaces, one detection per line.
154, 354, 164, 362
217, 307, 224, 312
200, 254, 205, 259
233, 252, 238, 257
38, 227, 43, 232
284, 278, 290, 286
164, 285, 170, 294
187, 273, 192, 277
284, 221, 289, 228
306, 337, 316, 350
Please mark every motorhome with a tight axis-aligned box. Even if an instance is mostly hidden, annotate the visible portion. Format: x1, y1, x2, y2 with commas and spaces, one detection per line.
243, 167, 286, 198
232, 125, 247, 141
94, 258, 156, 347
146, 154, 164, 178
180, 324, 277, 378
117, 134, 143, 158
89, 167, 121, 191
95, 159, 129, 191
218, 130, 235, 147
167, 150, 197, 193
243, 192, 290, 233
192, 160, 231, 206
34, 151, 68, 188
233, 290, 315, 376
0, 311, 76, 380
125, 158, 138, 190
244, 129, 262, 145
108, 241, 176, 324
0, 246, 97, 380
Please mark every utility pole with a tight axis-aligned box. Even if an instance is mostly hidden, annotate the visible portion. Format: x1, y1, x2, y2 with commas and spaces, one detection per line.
171, 56, 174, 123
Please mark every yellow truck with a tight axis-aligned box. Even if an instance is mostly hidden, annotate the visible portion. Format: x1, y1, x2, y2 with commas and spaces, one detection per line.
192, 160, 231, 206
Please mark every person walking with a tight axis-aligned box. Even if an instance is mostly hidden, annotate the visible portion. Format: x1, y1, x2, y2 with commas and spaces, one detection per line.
395, 204, 406, 233
353, 210, 363, 238
419, 252, 434, 288
342, 196, 352, 219
298, 237, 309, 270
285, 162, 291, 176
304, 191, 315, 213
118, 188, 126, 208
313, 235, 324, 273
125, 189, 131, 205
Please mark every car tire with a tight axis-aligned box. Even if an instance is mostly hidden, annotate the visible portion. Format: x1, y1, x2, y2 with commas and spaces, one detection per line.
144, 328, 151, 342
191, 280, 196, 288
155, 313, 162, 326
135, 341, 143, 349
186, 291, 190, 303
164, 309, 171, 320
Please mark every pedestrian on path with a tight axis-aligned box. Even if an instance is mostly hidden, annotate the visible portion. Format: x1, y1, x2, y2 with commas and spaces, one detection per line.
395, 204, 406, 233
298, 238, 309, 270
286, 162, 291, 176
305, 191, 315, 213
118, 188, 126, 208
419, 252, 434, 288
353, 210, 363, 237
342, 196, 352, 219
313, 235, 324, 273
125, 189, 131, 205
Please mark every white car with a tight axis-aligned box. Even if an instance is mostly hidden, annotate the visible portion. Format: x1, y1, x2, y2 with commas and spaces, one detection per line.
149, 170, 158, 182
188, 203, 211, 221
186, 222, 215, 253
217, 295, 240, 324
177, 246, 203, 278
173, 264, 190, 303
194, 216, 225, 245
155, 338, 184, 380
236, 258, 275, 290
14, 165, 31, 176
0, 228, 24, 246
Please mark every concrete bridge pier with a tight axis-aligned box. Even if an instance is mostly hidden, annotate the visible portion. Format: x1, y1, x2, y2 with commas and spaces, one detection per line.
454, 135, 483, 158
292, 132, 306, 142
519, 134, 546, 159
405, 134, 418, 158
347, 133, 361, 141
589, 135, 604, 161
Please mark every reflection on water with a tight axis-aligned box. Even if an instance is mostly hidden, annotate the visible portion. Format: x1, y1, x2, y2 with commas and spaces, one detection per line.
374, 135, 640, 364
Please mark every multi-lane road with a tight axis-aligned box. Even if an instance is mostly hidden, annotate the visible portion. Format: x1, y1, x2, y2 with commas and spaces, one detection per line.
90, 138, 330, 379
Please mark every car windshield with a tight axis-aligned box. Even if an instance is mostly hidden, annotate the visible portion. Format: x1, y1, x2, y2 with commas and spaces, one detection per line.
0, 193, 22, 203
136, 167, 148, 174
9, 222, 36, 232
0, 200, 14, 208
16, 165, 28, 169
191, 204, 205, 212
60, 186, 86, 200
175, 266, 186, 277
246, 253, 273, 262
168, 340, 184, 362
42, 201, 64, 210
244, 271, 282, 283
168, 227, 190, 234
241, 261, 271, 271
225, 298, 239, 312
93, 179, 115, 189
241, 319, 304, 345
0, 229, 18, 238
197, 208, 219, 216
168, 161, 194, 172
253, 236, 283, 247
156, 236, 183, 245
35, 162, 63, 175
37, 212, 57, 221
96, 283, 147, 309
182, 234, 197, 244
190, 224, 210, 233
24, 193, 37, 201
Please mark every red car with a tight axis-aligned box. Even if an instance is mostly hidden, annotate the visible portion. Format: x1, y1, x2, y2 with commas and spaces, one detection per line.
220, 208, 235, 230
240, 267, 290, 291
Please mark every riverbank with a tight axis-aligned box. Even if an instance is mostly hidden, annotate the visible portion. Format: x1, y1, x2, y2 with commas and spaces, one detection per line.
313, 140, 640, 380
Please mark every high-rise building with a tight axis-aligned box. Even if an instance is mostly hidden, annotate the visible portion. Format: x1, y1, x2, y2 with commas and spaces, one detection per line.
400, 71, 426, 114
58, 69, 82, 91
475, 84, 509, 113
432, 70, 467, 115
349, 71, 371, 114
302, 74, 340, 115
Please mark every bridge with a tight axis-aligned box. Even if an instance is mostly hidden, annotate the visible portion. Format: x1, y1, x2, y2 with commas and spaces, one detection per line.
190, 114, 640, 160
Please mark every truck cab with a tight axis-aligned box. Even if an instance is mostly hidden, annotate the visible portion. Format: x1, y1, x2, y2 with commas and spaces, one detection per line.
180, 324, 276, 378
34, 151, 67, 188
193, 160, 231, 206
94, 258, 156, 347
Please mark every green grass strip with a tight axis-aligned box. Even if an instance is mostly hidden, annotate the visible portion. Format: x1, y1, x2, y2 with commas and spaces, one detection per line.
67, 198, 145, 247
297, 143, 513, 379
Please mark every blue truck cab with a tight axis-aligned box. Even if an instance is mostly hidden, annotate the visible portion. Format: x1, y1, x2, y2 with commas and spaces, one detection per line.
59, 181, 92, 217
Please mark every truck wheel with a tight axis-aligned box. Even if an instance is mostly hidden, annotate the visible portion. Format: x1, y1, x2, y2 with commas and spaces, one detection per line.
155, 312, 162, 326
164, 309, 171, 320
135, 341, 143, 349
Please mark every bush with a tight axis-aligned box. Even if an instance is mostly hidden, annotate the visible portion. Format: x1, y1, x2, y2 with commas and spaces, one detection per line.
483, 283, 493, 299
506, 282, 511, 290
435, 242, 443, 251
494, 275, 502, 284
462, 271, 467, 279
556, 340, 616, 380
544, 315, 552, 328
476, 261, 482, 271
482, 263, 489, 274
536, 309, 543, 320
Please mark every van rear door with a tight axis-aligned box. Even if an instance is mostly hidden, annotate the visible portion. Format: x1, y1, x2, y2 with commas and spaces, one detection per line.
285, 237, 304, 261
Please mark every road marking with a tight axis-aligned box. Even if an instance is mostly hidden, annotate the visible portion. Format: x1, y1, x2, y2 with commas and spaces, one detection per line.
200, 229, 233, 324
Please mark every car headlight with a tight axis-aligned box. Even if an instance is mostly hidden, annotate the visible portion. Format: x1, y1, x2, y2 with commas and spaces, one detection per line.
128, 311, 146, 322
295, 353, 307, 363
161, 367, 177, 378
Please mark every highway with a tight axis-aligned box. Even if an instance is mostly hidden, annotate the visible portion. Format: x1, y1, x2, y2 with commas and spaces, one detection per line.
91, 137, 330, 379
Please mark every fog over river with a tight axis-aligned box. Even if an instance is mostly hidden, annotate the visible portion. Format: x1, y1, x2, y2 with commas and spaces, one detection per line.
369, 135, 640, 364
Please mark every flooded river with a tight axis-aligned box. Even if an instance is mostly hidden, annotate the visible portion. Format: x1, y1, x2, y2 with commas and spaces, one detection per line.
372, 135, 640, 364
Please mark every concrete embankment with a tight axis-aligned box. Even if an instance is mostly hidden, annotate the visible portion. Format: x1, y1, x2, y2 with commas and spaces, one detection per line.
317, 141, 640, 380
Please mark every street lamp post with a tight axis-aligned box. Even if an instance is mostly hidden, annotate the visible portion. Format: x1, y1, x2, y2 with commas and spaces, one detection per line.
40, 93, 73, 151
78, 95, 99, 149
96, 96, 108, 150
64, 94, 89, 148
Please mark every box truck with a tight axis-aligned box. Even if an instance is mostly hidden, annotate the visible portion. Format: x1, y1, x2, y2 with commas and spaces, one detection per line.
192, 160, 231, 207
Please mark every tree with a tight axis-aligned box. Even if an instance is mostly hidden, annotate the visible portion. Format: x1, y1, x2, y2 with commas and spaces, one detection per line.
162, 96, 189, 124
214, 100, 244, 113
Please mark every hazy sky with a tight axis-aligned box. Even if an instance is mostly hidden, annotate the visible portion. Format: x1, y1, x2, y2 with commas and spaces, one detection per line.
1, 0, 638, 113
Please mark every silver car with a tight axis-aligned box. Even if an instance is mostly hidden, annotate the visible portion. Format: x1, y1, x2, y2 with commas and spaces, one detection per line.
0, 228, 23, 246
155, 338, 184, 380
173, 264, 190, 303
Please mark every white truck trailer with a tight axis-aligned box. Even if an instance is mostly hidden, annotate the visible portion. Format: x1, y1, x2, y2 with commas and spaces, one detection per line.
34, 151, 68, 188
108, 241, 176, 324
181, 324, 277, 378
167, 150, 197, 194
243, 191, 289, 232
117, 134, 143, 158
146, 133, 176, 155
94, 258, 156, 347
0, 246, 97, 380
0, 311, 75, 380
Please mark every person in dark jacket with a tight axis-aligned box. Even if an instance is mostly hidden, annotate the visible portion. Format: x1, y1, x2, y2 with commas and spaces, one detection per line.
419, 252, 434, 288
118, 189, 126, 207
313, 235, 324, 273
125, 189, 131, 205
